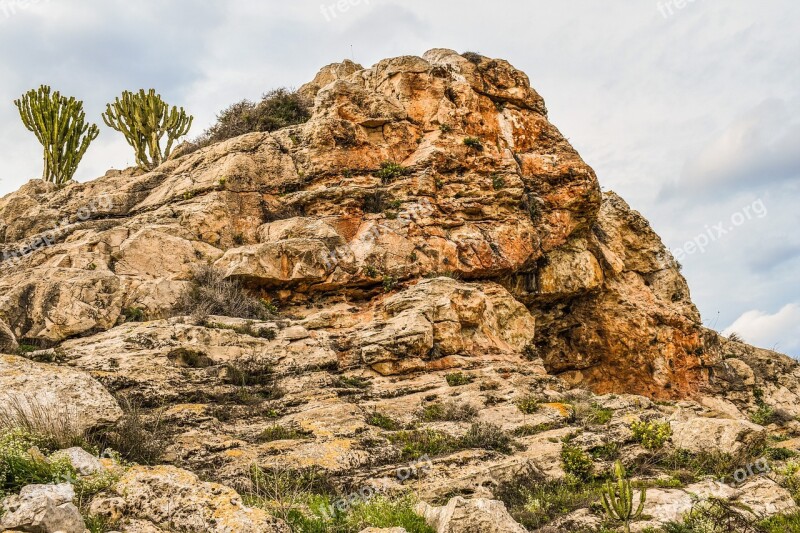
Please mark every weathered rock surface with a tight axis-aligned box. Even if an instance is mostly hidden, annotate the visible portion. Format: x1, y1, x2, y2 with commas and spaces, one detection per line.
0, 354, 122, 432
670, 416, 766, 455
416, 497, 526, 533
49, 447, 106, 476
0, 483, 85, 533
97, 465, 290, 532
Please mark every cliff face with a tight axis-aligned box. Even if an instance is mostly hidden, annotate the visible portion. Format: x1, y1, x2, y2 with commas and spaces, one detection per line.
1, 49, 798, 530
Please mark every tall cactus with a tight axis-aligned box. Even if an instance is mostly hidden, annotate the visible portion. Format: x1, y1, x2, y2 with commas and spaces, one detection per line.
102, 89, 193, 171
14, 86, 99, 185
600, 461, 646, 533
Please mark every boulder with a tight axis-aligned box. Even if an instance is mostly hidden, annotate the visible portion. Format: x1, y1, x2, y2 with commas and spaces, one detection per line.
416, 497, 526, 533
0, 483, 85, 533
0, 354, 122, 432
670, 417, 766, 455
50, 447, 106, 476
105, 465, 290, 532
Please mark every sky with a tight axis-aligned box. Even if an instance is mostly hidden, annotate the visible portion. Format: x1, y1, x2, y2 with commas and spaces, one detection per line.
0, 0, 797, 356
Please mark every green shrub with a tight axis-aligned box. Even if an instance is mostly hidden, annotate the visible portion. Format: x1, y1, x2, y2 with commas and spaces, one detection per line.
335, 376, 371, 390
491, 175, 505, 190
751, 403, 777, 426
439, 123, 452, 133
646, 448, 738, 484
561, 443, 594, 481
571, 401, 614, 426
419, 400, 477, 422
376, 162, 408, 183
766, 447, 796, 461
461, 51, 482, 64
759, 511, 800, 532
445, 373, 474, 387
463, 137, 483, 151
630, 420, 672, 450
497, 476, 603, 530
513, 423, 559, 437
460, 423, 515, 454
257, 425, 313, 443
196, 88, 311, 148
389, 429, 458, 460
94, 400, 168, 465
224, 358, 275, 386
344, 494, 434, 532
515, 396, 540, 415
122, 306, 146, 322
0, 428, 76, 496
367, 412, 401, 431
663, 498, 762, 532
382, 275, 399, 293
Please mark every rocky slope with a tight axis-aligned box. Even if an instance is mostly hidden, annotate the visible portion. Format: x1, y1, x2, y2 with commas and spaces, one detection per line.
1, 49, 800, 532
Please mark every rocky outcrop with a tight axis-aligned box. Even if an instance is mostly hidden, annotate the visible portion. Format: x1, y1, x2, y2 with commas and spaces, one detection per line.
1, 49, 797, 531
0, 48, 740, 402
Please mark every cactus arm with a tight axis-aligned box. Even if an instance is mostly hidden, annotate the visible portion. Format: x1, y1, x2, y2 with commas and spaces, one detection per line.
633, 486, 646, 518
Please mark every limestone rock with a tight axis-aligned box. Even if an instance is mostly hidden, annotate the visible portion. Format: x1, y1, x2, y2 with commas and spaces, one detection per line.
105, 465, 290, 532
359, 278, 535, 375
0, 318, 18, 353
0, 355, 122, 432
49, 447, 106, 476
416, 497, 526, 533
0, 483, 85, 533
670, 416, 766, 455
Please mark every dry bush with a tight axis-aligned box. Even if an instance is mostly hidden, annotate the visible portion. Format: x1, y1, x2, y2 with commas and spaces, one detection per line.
172, 265, 274, 322
195, 89, 311, 148
92, 398, 168, 465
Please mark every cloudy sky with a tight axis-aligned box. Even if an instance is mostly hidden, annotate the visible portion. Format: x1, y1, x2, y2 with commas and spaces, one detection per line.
0, 0, 797, 355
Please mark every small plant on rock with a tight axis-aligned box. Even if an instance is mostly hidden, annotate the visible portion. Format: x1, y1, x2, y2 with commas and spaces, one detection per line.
420, 400, 477, 422
600, 460, 645, 533
561, 443, 594, 482
367, 412, 401, 431
516, 395, 540, 415
376, 162, 408, 183
630, 420, 672, 450
445, 373, 474, 387
463, 137, 484, 151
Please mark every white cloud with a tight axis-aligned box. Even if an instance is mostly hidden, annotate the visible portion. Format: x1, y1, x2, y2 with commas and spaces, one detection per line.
723, 304, 800, 356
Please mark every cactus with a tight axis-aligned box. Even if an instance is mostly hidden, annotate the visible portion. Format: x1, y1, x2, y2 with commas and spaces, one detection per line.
14, 86, 99, 185
600, 461, 645, 533
102, 89, 193, 170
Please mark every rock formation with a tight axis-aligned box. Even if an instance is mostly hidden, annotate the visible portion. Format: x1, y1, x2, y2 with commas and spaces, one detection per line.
1, 49, 799, 532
